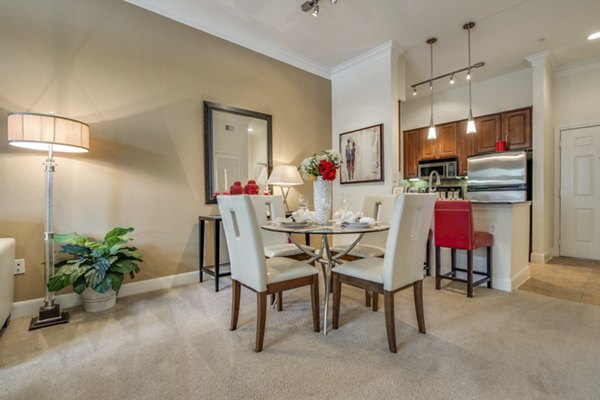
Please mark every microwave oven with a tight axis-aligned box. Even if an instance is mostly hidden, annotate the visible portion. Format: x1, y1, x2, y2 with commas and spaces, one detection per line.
418, 158, 458, 179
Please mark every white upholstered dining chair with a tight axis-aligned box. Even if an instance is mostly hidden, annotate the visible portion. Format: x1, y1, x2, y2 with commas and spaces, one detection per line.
331, 194, 398, 258
330, 194, 397, 309
331, 193, 436, 353
217, 195, 320, 352
249, 195, 315, 258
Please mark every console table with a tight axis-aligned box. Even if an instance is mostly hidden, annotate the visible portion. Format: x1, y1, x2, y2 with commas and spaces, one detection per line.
198, 215, 230, 292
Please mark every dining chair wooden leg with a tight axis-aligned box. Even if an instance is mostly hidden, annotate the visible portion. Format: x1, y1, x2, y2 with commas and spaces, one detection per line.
332, 273, 342, 330
486, 246, 493, 288
413, 280, 426, 334
467, 250, 474, 298
276, 292, 283, 312
435, 246, 441, 290
230, 279, 241, 331
270, 293, 275, 305
371, 292, 379, 312
365, 290, 371, 307
310, 276, 320, 332
255, 292, 267, 352
384, 291, 397, 353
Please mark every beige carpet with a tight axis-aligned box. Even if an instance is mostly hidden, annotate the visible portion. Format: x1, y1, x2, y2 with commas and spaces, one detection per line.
1, 277, 599, 400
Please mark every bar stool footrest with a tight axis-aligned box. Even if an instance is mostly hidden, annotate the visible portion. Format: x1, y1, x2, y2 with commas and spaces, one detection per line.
438, 271, 491, 287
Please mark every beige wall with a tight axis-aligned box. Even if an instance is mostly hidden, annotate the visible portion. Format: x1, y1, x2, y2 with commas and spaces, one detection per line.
0, 0, 331, 302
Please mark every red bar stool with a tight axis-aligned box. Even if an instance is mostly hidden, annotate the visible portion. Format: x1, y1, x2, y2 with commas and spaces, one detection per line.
423, 229, 433, 276
434, 200, 493, 298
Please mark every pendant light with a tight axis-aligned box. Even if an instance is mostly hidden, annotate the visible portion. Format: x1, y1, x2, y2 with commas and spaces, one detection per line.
427, 37, 437, 140
465, 22, 476, 134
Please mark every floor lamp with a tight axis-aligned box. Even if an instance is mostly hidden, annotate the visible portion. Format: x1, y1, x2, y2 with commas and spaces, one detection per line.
7, 112, 90, 331
267, 165, 303, 211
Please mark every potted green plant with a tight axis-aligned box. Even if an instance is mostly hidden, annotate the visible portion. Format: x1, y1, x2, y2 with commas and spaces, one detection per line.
47, 227, 143, 312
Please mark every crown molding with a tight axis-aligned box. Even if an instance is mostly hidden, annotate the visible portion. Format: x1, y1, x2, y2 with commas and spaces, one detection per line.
331, 41, 404, 80
554, 55, 600, 77
124, 0, 332, 79
525, 50, 554, 70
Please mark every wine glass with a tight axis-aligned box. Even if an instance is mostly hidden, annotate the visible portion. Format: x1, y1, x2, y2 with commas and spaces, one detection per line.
298, 194, 308, 211
340, 194, 351, 212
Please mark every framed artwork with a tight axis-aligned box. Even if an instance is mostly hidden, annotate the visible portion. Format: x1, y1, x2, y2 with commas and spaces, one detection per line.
339, 124, 384, 184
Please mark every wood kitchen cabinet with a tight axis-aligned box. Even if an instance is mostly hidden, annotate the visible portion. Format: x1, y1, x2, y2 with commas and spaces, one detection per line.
456, 120, 475, 176
437, 122, 458, 158
419, 122, 457, 160
403, 129, 420, 179
502, 107, 532, 150
475, 114, 502, 154
404, 106, 532, 177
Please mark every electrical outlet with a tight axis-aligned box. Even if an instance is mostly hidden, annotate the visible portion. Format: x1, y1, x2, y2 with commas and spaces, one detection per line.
490, 224, 496, 234
14, 259, 25, 275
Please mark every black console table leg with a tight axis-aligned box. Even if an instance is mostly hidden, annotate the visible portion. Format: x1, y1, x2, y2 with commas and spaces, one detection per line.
214, 220, 221, 292
199, 218, 205, 282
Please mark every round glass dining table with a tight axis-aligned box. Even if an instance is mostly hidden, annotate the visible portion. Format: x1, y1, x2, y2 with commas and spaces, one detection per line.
261, 222, 389, 335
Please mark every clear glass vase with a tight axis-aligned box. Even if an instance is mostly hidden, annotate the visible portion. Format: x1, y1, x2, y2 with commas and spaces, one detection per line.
313, 176, 331, 225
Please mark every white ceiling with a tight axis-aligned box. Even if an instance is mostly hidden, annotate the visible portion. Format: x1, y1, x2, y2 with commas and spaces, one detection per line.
125, 0, 600, 94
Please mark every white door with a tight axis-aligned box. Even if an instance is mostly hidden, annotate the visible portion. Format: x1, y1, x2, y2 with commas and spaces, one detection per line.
560, 125, 600, 260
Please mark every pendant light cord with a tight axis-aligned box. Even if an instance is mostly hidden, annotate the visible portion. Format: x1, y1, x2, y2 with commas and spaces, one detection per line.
468, 25, 473, 118
430, 39, 434, 126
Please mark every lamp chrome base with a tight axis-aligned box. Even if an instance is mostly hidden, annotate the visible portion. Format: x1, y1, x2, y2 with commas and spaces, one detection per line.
28, 305, 69, 331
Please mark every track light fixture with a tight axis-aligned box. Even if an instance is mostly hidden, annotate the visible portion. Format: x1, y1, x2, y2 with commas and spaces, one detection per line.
410, 25, 484, 97
410, 22, 484, 136
301, 0, 337, 16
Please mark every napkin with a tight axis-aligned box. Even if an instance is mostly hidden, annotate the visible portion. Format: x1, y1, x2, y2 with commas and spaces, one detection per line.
358, 216, 375, 225
333, 210, 363, 226
291, 209, 313, 223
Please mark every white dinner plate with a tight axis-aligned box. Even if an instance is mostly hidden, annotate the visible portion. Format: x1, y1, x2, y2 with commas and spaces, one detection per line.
344, 222, 371, 228
281, 221, 310, 228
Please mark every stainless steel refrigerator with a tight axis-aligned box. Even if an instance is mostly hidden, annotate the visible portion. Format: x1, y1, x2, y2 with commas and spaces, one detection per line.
466, 151, 528, 202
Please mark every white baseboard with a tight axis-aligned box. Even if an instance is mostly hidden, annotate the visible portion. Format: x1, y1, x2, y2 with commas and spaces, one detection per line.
530, 248, 554, 265
511, 264, 531, 290
492, 277, 511, 292
12, 271, 200, 319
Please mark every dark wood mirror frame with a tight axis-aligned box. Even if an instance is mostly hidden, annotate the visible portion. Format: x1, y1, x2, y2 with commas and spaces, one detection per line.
204, 101, 273, 204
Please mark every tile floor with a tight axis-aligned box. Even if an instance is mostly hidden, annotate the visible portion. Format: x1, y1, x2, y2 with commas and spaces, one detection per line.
520, 256, 600, 305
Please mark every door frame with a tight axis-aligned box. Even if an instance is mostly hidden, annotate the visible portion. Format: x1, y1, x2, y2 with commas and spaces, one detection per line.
554, 121, 600, 257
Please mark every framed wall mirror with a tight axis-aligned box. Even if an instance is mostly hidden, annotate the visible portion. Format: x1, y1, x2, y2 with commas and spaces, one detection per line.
204, 101, 272, 204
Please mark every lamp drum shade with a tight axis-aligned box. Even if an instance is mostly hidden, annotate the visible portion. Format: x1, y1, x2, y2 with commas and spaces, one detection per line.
267, 165, 303, 186
8, 112, 90, 153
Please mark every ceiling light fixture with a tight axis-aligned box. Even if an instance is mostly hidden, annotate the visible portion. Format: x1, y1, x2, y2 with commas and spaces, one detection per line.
427, 37, 437, 140
301, 0, 337, 17
410, 34, 484, 96
413, 87, 417, 96
465, 22, 477, 134
588, 32, 600, 40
